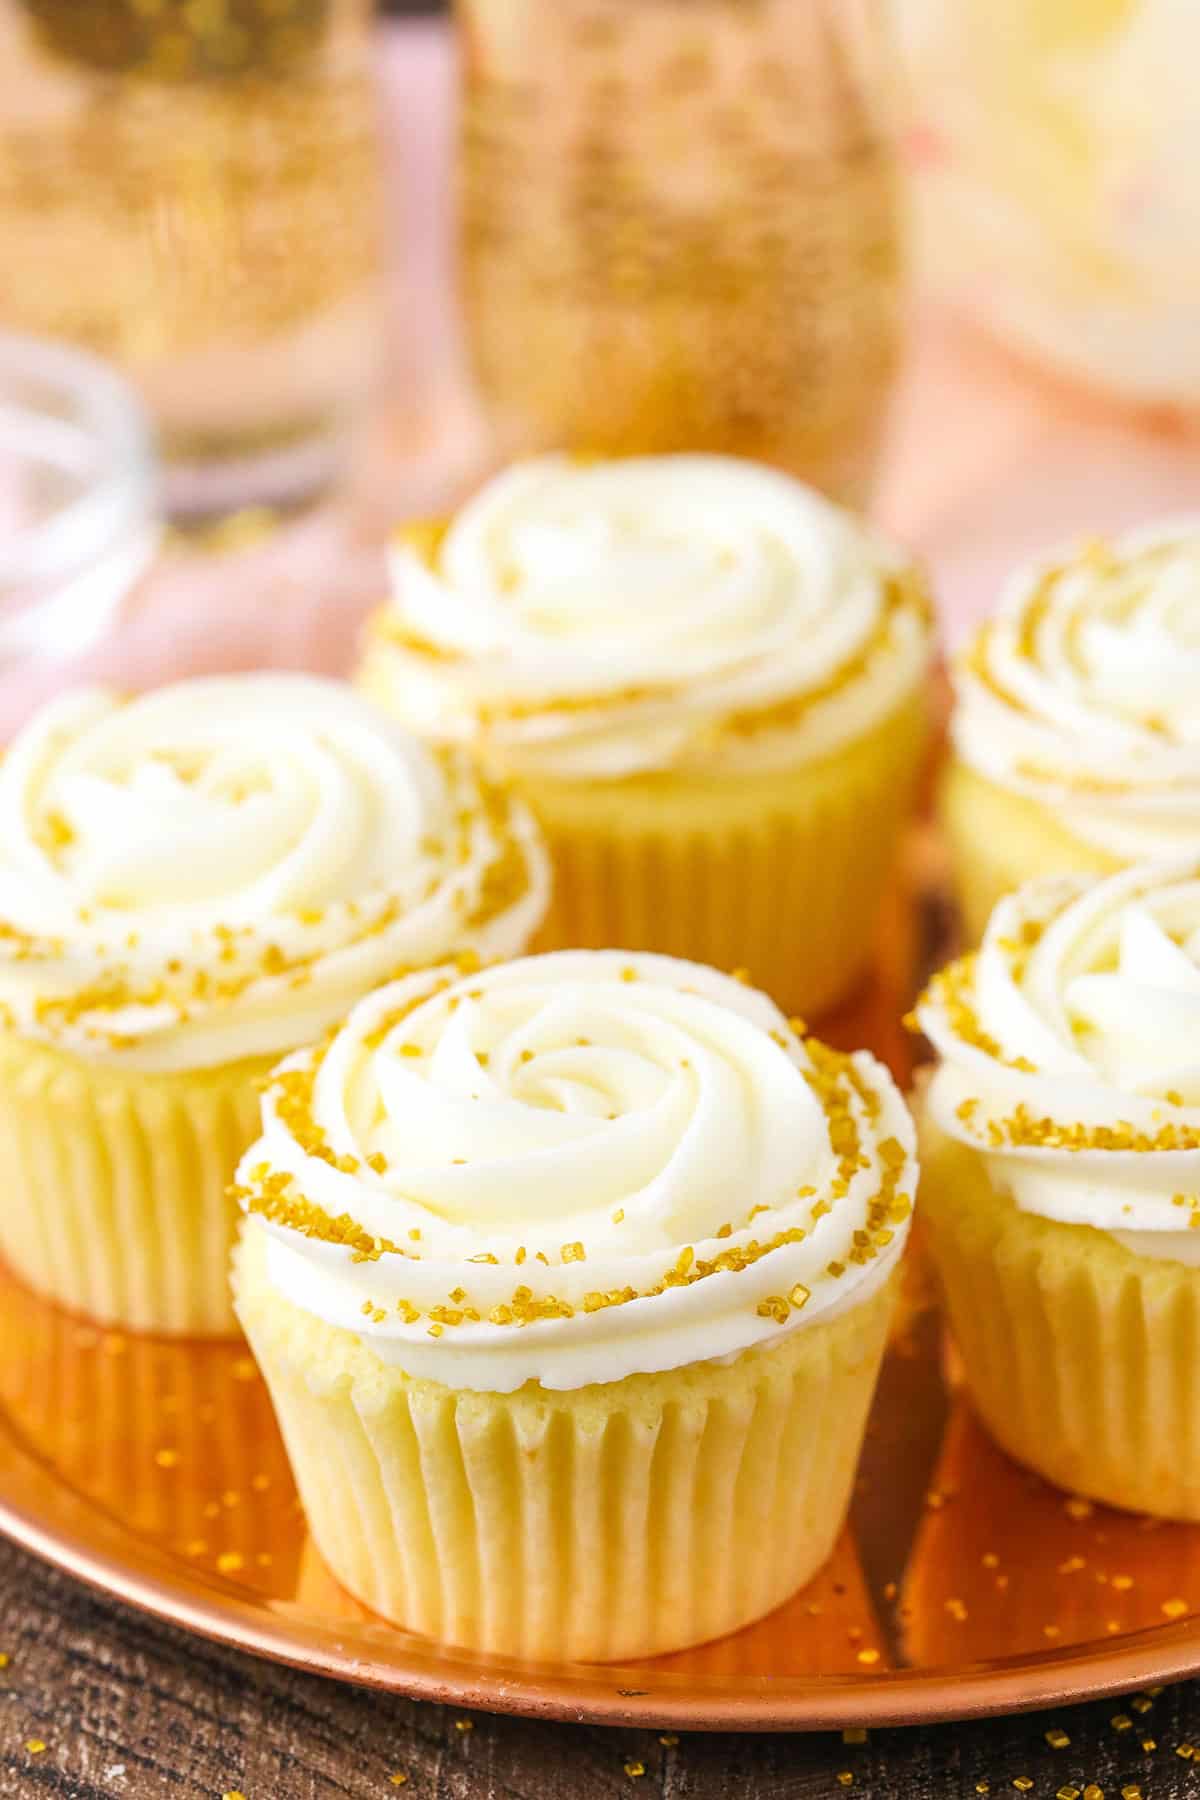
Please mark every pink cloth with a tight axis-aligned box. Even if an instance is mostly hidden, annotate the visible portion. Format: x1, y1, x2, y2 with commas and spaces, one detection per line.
5, 19, 1197, 737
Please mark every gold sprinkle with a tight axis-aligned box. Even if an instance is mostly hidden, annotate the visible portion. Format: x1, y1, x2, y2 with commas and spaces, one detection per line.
624, 1761, 645, 1779
455, 1719, 473, 1732
562, 1241, 586, 1263
25, 1740, 45, 1755
789, 1282, 811, 1311
613, 1209, 625, 1224
976, 1785, 990, 1795
659, 1734, 679, 1747
1121, 1787, 1143, 1800
945, 1598, 968, 1621
1129, 1695, 1152, 1713
856, 1648, 880, 1666
1013, 1781, 1034, 1793
1162, 1598, 1189, 1620
1176, 1744, 1196, 1760
1141, 1738, 1157, 1753
215, 1551, 245, 1575
1065, 1497, 1093, 1520
1045, 1729, 1070, 1749
390, 1777, 409, 1788
1111, 1716, 1132, 1732
154, 1448, 180, 1469
1057, 1789, 1081, 1800
837, 1775, 854, 1789
1083, 1788, 1104, 1800
0, 1654, 8, 1669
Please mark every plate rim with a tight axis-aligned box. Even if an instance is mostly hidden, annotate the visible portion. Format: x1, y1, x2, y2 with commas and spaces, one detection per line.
4, 1474, 1200, 1731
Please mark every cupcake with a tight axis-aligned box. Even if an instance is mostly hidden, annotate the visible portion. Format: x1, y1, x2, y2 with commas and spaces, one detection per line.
916, 859, 1200, 1520
232, 949, 917, 1661
358, 454, 934, 1017
0, 675, 546, 1336
945, 521, 1200, 942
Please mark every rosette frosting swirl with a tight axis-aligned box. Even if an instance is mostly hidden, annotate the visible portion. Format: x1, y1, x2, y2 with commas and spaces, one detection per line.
0, 675, 548, 1071
362, 455, 932, 779
953, 521, 1200, 858
919, 860, 1200, 1261
237, 951, 917, 1391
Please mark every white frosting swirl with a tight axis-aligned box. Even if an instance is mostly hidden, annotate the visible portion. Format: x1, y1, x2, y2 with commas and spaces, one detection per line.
919, 860, 1200, 1263
237, 951, 916, 1392
0, 675, 548, 1072
362, 455, 932, 780
953, 520, 1200, 859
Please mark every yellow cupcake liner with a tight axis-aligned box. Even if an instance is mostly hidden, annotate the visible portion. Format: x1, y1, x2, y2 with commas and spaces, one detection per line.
519, 692, 928, 1020
940, 757, 1117, 946
234, 1221, 897, 1662
920, 1126, 1200, 1521
0, 1030, 271, 1337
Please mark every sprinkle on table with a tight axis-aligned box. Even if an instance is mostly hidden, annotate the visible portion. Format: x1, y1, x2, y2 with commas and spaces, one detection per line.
222, 1792, 247, 1800
836, 1774, 854, 1788
389, 1776, 409, 1788
1162, 1598, 1189, 1620
624, 1760, 645, 1778
855, 1648, 880, 1666
1082, 1786, 1104, 1800
1045, 1728, 1070, 1750
0, 1653, 9, 1668
1013, 1779, 1033, 1792
659, 1734, 679, 1747
1056, 1789, 1080, 1800
1111, 1715, 1132, 1732
25, 1740, 45, 1755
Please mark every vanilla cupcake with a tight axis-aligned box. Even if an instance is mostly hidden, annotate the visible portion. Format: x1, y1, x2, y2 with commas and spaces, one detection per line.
916, 859, 1200, 1519
359, 455, 933, 1017
945, 521, 1200, 942
233, 950, 917, 1661
0, 675, 546, 1336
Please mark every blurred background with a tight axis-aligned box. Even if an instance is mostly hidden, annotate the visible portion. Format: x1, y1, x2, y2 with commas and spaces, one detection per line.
1, 0, 1197, 731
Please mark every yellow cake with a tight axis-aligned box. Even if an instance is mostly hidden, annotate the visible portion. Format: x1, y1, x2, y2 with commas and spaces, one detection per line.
232, 949, 918, 1661
944, 522, 1200, 943
915, 859, 1200, 1520
358, 454, 934, 1017
0, 675, 547, 1336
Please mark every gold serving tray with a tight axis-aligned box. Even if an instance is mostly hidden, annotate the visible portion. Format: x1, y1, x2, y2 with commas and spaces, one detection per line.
3, 869, 1200, 1729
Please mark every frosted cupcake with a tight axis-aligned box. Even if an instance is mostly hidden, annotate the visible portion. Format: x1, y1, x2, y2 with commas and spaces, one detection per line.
945, 521, 1200, 942
0, 675, 546, 1336
916, 859, 1200, 1519
233, 949, 917, 1661
358, 455, 933, 1016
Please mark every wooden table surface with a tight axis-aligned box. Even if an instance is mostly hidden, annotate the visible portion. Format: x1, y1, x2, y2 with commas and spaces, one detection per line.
4, 20, 1200, 1798
5, 1533, 1200, 1799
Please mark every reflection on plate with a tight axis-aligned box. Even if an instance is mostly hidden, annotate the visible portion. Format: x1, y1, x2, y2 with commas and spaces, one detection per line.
4, 866, 1200, 1728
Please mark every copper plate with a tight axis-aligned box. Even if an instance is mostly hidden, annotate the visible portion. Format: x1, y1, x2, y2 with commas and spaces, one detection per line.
4, 870, 1200, 1729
